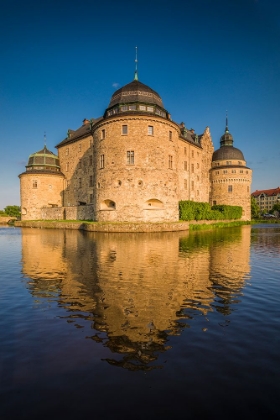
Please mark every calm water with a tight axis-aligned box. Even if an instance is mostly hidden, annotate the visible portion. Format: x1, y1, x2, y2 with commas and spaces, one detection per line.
0, 225, 279, 419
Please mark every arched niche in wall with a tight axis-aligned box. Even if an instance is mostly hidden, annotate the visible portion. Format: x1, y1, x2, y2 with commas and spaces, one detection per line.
144, 199, 164, 209
21, 208, 27, 215
100, 199, 116, 210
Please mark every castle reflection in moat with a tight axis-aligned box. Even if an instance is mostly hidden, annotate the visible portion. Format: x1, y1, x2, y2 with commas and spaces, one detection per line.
21, 226, 251, 370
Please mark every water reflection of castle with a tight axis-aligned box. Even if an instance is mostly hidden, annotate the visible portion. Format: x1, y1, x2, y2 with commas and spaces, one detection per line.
21, 227, 251, 369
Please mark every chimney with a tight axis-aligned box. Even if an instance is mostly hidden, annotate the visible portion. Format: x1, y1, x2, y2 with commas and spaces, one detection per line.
83, 118, 90, 125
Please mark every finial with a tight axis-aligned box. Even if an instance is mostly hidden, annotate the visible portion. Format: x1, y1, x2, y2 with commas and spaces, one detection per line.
225, 111, 229, 132
44, 131, 47, 149
134, 46, 138, 80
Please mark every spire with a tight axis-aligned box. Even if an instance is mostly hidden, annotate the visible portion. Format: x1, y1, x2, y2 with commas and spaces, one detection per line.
43, 131, 47, 151
134, 46, 138, 81
220, 111, 234, 147
225, 111, 229, 133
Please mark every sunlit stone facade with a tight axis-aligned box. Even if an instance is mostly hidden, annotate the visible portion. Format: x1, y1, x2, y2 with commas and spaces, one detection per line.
19, 77, 251, 222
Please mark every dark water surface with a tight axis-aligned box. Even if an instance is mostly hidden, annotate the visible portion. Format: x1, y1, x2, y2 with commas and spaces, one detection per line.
0, 225, 279, 419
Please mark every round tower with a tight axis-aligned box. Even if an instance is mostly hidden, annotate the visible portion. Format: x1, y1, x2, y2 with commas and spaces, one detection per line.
210, 118, 252, 220
93, 77, 180, 222
19, 146, 65, 220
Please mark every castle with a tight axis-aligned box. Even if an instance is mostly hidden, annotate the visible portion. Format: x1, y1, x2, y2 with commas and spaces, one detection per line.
19, 73, 252, 222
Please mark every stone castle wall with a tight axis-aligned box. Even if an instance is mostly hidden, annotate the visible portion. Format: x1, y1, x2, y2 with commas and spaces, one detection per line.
56, 115, 214, 222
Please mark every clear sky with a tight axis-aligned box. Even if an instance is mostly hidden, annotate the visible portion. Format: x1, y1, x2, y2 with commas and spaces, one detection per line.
0, 0, 279, 209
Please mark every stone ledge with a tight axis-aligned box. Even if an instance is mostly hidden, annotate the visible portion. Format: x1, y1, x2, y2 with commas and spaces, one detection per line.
14, 220, 190, 233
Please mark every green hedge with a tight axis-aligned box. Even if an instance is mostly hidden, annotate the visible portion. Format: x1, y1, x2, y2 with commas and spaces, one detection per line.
179, 201, 242, 221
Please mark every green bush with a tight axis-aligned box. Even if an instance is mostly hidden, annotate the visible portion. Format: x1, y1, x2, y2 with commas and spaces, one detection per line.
179, 201, 242, 221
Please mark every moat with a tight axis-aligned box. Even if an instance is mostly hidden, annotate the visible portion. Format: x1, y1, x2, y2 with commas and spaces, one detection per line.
0, 225, 279, 419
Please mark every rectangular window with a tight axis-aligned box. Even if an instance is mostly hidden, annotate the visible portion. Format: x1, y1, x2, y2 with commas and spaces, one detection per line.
184, 161, 187, 171
184, 179, 188, 190
148, 125, 154, 135
100, 154, 104, 169
197, 163, 199, 169
192, 151, 194, 158
226, 161, 232, 165
89, 194, 93, 203
223, 170, 227, 174
168, 155, 173, 169
191, 164, 194, 173
79, 144, 81, 152
191, 181, 194, 191
89, 175, 93, 187
121, 105, 128, 111
127, 150, 134, 165
89, 155, 93, 166
129, 105, 136, 110
240, 170, 243, 173
33, 180, 37, 189
122, 125, 128, 135
216, 171, 219, 175
66, 148, 69, 156
228, 185, 233, 193
184, 147, 187, 155
169, 131, 172, 141
139, 105, 146, 111
232, 169, 236, 173
147, 106, 154, 112
79, 178, 82, 188
78, 160, 82, 169
66, 162, 69, 172
101, 129, 106, 139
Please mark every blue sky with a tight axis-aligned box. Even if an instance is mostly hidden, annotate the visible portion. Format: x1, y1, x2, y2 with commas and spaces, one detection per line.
0, 0, 279, 209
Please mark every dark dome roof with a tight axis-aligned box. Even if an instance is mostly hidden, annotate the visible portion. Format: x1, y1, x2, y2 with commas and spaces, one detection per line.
108, 79, 163, 108
26, 146, 61, 172
212, 146, 245, 161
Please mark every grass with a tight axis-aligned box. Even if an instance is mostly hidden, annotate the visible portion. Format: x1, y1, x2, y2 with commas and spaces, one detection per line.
189, 221, 251, 231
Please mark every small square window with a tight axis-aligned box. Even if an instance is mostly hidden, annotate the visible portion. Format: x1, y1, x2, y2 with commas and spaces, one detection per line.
148, 126, 154, 135
122, 125, 128, 135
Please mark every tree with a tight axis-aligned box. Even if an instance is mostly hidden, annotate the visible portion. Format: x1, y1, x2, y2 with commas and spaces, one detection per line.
4, 205, 21, 217
251, 196, 260, 219
271, 203, 280, 216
